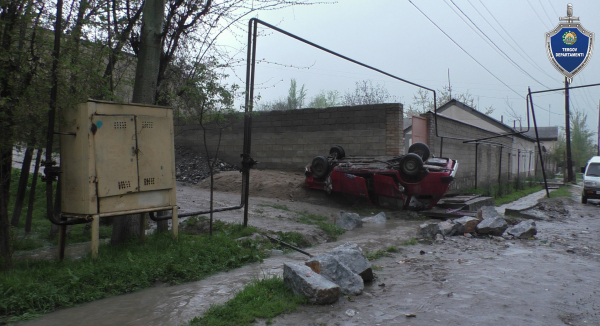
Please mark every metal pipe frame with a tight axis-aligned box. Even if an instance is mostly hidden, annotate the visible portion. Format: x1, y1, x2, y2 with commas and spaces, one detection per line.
241, 18, 444, 225
527, 82, 600, 197
527, 88, 550, 197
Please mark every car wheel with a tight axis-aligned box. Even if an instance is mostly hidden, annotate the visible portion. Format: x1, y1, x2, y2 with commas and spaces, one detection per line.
311, 156, 330, 178
399, 153, 423, 176
581, 193, 588, 204
408, 142, 430, 161
329, 145, 345, 159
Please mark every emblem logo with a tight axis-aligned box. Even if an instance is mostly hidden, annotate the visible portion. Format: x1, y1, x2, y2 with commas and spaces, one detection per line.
562, 31, 577, 45
545, 4, 594, 83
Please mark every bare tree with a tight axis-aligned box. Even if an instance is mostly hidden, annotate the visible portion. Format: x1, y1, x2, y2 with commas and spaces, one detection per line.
342, 80, 398, 106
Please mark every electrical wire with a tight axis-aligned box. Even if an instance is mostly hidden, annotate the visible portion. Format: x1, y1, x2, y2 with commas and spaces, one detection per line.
468, 0, 560, 83
448, 0, 551, 89
537, 0, 554, 27
526, 0, 551, 30
546, 0, 559, 19
408, 0, 561, 116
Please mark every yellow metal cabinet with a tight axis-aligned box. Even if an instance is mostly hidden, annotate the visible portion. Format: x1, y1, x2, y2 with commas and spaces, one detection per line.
60, 100, 177, 216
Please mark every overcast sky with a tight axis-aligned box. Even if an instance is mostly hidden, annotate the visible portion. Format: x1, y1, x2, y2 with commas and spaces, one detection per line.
219, 0, 600, 135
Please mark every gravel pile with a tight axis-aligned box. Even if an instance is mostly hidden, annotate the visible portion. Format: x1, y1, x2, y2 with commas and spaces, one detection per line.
175, 146, 239, 184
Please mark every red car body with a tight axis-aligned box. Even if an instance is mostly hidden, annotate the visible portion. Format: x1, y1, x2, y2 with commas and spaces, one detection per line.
305, 156, 458, 210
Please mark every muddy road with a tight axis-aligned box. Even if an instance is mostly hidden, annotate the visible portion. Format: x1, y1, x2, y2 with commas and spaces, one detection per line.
19, 176, 600, 326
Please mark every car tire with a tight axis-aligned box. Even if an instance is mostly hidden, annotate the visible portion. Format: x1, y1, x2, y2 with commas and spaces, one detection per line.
408, 142, 430, 161
311, 156, 330, 178
399, 153, 423, 176
581, 193, 588, 204
329, 145, 345, 159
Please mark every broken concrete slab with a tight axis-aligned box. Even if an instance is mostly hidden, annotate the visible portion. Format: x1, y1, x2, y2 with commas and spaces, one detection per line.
419, 222, 440, 239
305, 254, 364, 295
438, 221, 460, 237
361, 212, 386, 224
507, 208, 549, 221
283, 263, 341, 304
476, 215, 508, 236
336, 211, 363, 230
330, 243, 373, 282
477, 206, 500, 221
506, 220, 537, 239
453, 216, 480, 233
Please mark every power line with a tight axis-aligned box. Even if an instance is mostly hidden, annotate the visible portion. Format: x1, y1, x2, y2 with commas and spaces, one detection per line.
475, 0, 560, 83
448, 0, 551, 89
546, 0, 559, 18
537, 0, 554, 26
526, 0, 551, 30
466, 0, 559, 83
408, 1, 561, 116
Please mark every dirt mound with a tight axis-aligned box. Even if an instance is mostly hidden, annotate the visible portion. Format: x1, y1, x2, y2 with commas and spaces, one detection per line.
536, 196, 572, 219
175, 146, 239, 185
195, 170, 332, 204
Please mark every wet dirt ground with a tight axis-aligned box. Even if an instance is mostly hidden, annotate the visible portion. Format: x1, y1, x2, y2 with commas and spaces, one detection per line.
19, 182, 600, 326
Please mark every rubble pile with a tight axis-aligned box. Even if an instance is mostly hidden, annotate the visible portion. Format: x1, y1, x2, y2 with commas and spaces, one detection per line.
283, 242, 373, 304
419, 206, 538, 240
174, 146, 239, 184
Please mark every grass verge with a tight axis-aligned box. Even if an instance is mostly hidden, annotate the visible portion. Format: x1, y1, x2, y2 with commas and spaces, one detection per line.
365, 246, 399, 261
401, 238, 418, 246
0, 224, 268, 320
296, 211, 345, 240
190, 277, 307, 326
493, 185, 543, 206
550, 186, 571, 198
8, 169, 113, 253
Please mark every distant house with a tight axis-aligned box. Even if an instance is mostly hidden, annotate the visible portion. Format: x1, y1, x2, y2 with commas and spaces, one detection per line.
517, 126, 560, 153
403, 99, 557, 190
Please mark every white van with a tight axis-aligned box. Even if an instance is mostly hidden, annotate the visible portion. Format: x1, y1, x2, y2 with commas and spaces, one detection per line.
581, 156, 600, 204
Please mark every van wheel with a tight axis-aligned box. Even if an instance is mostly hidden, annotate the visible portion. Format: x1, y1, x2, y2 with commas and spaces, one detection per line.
581, 193, 588, 204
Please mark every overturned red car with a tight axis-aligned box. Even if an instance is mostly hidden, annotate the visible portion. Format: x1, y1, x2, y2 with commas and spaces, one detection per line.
305, 143, 458, 210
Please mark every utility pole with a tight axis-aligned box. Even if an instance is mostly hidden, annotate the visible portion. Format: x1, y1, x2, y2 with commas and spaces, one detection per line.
565, 77, 574, 182
598, 99, 600, 156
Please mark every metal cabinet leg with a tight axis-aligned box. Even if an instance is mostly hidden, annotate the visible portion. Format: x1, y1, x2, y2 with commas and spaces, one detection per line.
58, 224, 67, 262
140, 213, 147, 244
91, 215, 100, 260
172, 206, 178, 240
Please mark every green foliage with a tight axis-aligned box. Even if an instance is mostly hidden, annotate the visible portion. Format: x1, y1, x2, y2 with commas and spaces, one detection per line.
8, 169, 112, 252
271, 231, 311, 249
401, 238, 418, 246
365, 247, 399, 261
0, 227, 267, 318
171, 60, 238, 123
493, 186, 543, 206
550, 186, 571, 198
550, 110, 596, 168
569, 110, 596, 168
461, 176, 546, 205
308, 90, 339, 108
295, 212, 345, 240
190, 277, 307, 326
257, 79, 307, 111
386, 246, 399, 253
365, 249, 387, 261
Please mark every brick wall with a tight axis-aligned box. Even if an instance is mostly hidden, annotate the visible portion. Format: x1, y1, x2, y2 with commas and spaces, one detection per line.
424, 112, 512, 192
176, 103, 403, 171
